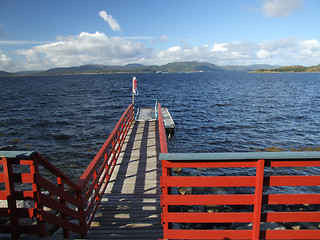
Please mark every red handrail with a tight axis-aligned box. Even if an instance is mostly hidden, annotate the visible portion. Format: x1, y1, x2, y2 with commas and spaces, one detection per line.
78, 103, 133, 189
157, 103, 168, 154
78, 103, 133, 229
0, 103, 134, 239
159, 152, 320, 240
157, 103, 172, 235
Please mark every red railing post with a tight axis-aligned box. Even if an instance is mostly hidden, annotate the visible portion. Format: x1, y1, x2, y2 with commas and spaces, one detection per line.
252, 159, 265, 240
2, 157, 19, 239
78, 103, 134, 230
158, 103, 172, 239
93, 171, 99, 201
57, 176, 69, 238
157, 103, 168, 154
76, 189, 87, 239
32, 155, 47, 237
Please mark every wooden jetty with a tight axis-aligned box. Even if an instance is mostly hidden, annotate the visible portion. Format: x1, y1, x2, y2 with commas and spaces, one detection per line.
1, 102, 320, 240
86, 120, 163, 239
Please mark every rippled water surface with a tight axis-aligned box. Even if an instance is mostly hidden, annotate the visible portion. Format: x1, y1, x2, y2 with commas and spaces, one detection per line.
1, 72, 320, 180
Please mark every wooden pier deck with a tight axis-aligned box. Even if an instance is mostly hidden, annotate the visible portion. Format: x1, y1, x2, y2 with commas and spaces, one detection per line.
86, 120, 162, 239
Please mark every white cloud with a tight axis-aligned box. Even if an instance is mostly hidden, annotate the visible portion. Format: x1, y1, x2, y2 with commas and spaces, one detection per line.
262, 0, 305, 18
2, 33, 320, 72
213, 43, 227, 52
0, 51, 14, 71
297, 39, 320, 59
15, 31, 149, 71
0, 53, 11, 63
152, 38, 320, 66
257, 49, 271, 58
99, 11, 121, 31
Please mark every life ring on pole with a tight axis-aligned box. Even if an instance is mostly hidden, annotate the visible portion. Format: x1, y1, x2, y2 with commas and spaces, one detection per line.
133, 76, 138, 95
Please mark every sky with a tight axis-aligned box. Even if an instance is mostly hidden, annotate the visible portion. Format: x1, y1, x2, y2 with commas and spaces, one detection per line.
0, 0, 319, 72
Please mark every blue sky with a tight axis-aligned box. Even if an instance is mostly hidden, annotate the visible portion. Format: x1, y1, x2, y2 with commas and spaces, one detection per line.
0, 0, 319, 72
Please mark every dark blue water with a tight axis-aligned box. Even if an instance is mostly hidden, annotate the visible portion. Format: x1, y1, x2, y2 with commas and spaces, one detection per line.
1, 72, 320, 180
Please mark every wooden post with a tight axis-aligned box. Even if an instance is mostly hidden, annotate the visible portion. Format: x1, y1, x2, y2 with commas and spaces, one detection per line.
57, 177, 69, 238
33, 155, 47, 237
252, 159, 265, 240
3, 157, 19, 239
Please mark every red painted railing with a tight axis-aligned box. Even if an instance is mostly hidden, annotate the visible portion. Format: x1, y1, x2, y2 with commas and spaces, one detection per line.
158, 152, 320, 240
157, 104, 320, 239
158, 103, 171, 236
78, 103, 133, 232
158, 103, 168, 154
0, 103, 134, 239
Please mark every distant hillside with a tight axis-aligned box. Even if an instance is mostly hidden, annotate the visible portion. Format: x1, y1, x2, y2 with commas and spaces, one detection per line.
0, 71, 15, 76
15, 70, 41, 74
305, 64, 320, 72
253, 64, 320, 73
27, 61, 221, 75
40, 64, 145, 75
159, 61, 220, 72
220, 64, 282, 71
4, 62, 318, 76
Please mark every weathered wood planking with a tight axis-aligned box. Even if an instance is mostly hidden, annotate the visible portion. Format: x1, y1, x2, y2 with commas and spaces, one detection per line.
136, 108, 156, 121
136, 107, 174, 138
86, 120, 162, 239
161, 107, 175, 130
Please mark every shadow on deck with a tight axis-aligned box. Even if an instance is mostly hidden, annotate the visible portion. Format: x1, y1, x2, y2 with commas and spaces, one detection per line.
86, 121, 163, 240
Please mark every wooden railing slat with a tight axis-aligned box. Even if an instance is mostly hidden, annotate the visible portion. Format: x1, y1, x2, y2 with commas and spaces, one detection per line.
36, 175, 81, 208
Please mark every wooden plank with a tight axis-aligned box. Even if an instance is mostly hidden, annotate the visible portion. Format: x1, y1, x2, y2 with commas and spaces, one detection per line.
164, 229, 252, 239
93, 219, 161, 224
0, 151, 35, 158
161, 176, 255, 187
100, 202, 160, 206
136, 108, 156, 121
95, 215, 160, 221
264, 193, 320, 204
267, 175, 320, 186
261, 211, 320, 222
263, 230, 320, 239
87, 121, 162, 239
162, 194, 254, 205
162, 160, 258, 168
161, 107, 175, 129
163, 212, 253, 223
159, 152, 320, 161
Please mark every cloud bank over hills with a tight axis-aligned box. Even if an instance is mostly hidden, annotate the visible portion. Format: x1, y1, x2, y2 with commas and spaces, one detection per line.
0, 0, 318, 72
1, 32, 319, 72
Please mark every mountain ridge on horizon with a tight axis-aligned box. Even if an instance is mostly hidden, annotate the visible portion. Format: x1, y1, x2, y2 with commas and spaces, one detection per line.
0, 61, 294, 76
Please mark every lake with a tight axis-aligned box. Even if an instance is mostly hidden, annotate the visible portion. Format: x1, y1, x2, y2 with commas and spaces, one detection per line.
1, 71, 320, 180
